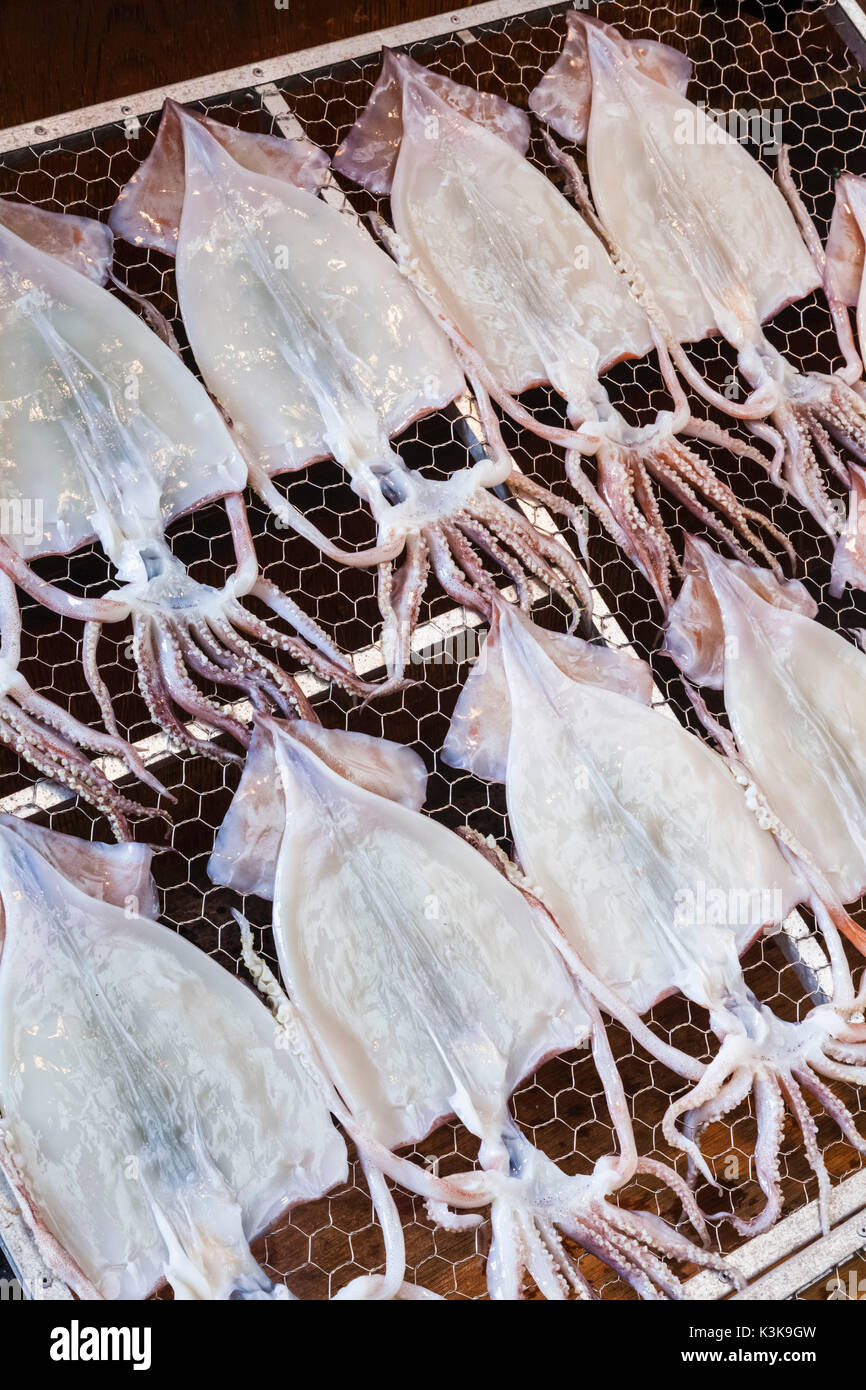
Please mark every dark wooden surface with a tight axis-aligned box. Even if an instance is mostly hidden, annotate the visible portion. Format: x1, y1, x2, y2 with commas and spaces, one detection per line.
0, 0, 469, 127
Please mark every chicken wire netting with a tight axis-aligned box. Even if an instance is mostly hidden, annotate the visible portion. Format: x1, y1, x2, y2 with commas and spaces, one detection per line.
0, 0, 865, 1300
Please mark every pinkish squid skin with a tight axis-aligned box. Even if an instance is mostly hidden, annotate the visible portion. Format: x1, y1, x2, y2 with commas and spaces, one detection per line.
109, 100, 591, 683
0, 196, 373, 792
334, 49, 791, 615
532, 14, 866, 562
444, 599, 866, 1236
209, 713, 741, 1299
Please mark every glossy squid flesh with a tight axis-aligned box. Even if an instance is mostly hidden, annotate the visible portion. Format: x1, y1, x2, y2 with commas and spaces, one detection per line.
822, 174, 866, 593
532, 14, 866, 559
333, 49, 791, 614
208, 714, 739, 1299
0, 814, 350, 1300
110, 102, 586, 681
444, 601, 866, 1234
666, 536, 866, 939
0, 197, 367, 779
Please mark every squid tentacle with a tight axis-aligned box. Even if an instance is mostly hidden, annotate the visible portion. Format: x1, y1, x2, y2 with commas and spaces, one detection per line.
224, 598, 374, 704
775, 145, 862, 387
598, 1208, 702, 1294
11, 679, 166, 799
823, 1038, 866, 1065
667, 1024, 866, 1237
132, 614, 240, 766
662, 1038, 744, 1186
659, 438, 794, 571
154, 619, 252, 748
813, 379, 866, 466
594, 445, 678, 606
0, 577, 167, 837
681, 1065, 755, 1173
425, 523, 495, 617
535, 1216, 596, 1299
723, 1072, 786, 1239
206, 613, 314, 722
633, 1157, 713, 1246
82, 620, 120, 738
471, 491, 592, 615
183, 624, 281, 715
650, 456, 773, 574
248, 576, 360, 672
440, 521, 503, 606
780, 1070, 832, 1228
458, 515, 533, 609
0, 695, 163, 841
794, 1066, 866, 1153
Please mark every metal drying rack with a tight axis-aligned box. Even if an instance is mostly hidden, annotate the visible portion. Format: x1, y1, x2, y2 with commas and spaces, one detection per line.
1, 0, 865, 1301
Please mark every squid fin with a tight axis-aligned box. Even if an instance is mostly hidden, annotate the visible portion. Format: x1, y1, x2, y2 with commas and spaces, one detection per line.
0, 814, 157, 916
0, 197, 112, 283
332, 47, 530, 196
826, 173, 866, 309
444, 602, 652, 780
529, 11, 691, 145
209, 716, 428, 898
109, 99, 329, 253
664, 535, 817, 687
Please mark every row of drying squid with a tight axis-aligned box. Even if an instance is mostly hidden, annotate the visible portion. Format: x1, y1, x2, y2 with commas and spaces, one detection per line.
2, 12, 866, 1301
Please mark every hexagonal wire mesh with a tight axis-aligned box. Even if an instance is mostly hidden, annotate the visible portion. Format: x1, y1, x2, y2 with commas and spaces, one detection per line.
1, 0, 865, 1300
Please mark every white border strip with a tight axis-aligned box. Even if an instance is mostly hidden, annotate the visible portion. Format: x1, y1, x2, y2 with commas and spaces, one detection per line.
686, 1170, 866, 1300
0, 0, 542, 154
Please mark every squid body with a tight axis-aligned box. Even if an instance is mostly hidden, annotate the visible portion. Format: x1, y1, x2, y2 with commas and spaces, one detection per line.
208, 713, 737, 1299
667, 536, 866, 923
0, 196, 365, 803
0, 814, 347, 1299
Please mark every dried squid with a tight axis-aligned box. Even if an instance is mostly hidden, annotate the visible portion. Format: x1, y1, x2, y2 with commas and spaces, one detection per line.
110, 102, 587, 680
822, 174, 866, 593
444, 601, 866, 1234
666, 535, 866, 945
333, 49, 789, 613
0, 813, 349, 1300
0, 197, 365, 780
209, 712, 738, 1299
531, 14, 866, 556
